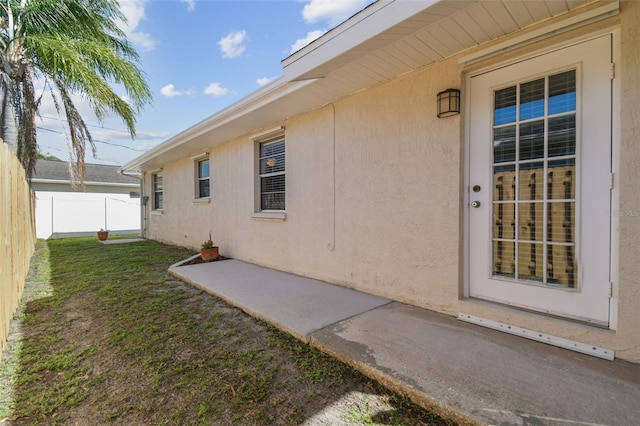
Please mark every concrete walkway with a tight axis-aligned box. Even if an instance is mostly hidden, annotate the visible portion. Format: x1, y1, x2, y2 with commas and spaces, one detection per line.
170, 258, 640, 426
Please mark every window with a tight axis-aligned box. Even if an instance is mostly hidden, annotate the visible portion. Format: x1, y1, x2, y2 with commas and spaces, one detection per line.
492, 70, 577, 287
197, 158, 210, 198
152, 172, 163, 210
258, 136, 285, 211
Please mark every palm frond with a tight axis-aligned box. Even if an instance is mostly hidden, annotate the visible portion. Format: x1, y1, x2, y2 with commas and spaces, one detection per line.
0, 0, 152, 181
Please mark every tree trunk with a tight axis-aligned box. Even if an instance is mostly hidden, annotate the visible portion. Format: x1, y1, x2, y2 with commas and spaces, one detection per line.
1, 94, 18, 152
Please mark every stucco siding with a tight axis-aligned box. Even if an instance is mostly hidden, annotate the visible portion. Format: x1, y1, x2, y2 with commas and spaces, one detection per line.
615, 0, 640, 351
142, 4, 640, 362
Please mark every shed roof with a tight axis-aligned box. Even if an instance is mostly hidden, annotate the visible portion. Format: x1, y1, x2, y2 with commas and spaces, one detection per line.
32, 159, 139, 186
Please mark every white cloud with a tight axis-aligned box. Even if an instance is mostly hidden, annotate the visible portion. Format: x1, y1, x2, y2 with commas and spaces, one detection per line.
179, 0, 196, 12
256, 76, 276, 87
160, 84, 194, 98
127, 31, 157, 52
290, 30, 326, 54
118, 0, 157, 52
137, 140, 163, 152
302, 0, 372, 26
203, 82, 229, 97
217, 30, 247, 59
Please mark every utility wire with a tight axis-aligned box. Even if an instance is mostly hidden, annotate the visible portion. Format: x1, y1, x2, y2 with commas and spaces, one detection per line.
36, 126, 142, 151
39, 115, 131, 134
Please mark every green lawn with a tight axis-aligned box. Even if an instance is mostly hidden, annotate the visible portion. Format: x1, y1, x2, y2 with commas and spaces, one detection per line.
0, 238, 453, 425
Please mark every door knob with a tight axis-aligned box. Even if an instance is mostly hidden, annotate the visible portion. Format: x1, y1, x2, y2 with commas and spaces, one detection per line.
471, 200, 481, 208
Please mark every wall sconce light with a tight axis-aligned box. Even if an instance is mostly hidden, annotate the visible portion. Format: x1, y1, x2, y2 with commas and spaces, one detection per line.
437, 88, 461, 118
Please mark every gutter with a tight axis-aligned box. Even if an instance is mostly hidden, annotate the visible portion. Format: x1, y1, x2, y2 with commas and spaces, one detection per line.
30, 178, 139, 188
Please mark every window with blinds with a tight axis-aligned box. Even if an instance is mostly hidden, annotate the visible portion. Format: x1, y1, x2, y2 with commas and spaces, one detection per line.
492, 69, 577, 288
197, 158, 210, 198
152, 172, 163, 210
258, 136, 285, 211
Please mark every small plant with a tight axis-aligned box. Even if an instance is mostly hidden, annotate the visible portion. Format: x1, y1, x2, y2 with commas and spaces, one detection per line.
201, 233, 214, 249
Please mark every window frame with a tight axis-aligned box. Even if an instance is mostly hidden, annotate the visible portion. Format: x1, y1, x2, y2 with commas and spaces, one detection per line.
257, 135, 285, 212
250, 130, 287, 220
196, 157, 210, 199
152, 172, 163, 211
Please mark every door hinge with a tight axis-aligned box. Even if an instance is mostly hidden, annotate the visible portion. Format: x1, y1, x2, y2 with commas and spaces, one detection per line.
610, 62, 615, 80
609, 173, 614, 190
608, 282, 613, 298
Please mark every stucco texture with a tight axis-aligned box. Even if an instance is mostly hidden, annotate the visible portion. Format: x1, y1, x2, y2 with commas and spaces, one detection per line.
143, 3, 640, 362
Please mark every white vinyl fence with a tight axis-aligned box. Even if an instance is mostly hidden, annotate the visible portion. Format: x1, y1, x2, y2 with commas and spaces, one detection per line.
35, 192, 140, 239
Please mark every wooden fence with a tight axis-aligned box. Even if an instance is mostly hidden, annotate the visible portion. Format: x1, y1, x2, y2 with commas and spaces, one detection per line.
0, 143, 36, 359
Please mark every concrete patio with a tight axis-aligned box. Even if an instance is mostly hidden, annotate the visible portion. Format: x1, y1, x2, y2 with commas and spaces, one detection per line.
170, 257, 640, 426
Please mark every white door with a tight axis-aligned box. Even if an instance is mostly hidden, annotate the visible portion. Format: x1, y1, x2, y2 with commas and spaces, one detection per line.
468, 35, 612, 325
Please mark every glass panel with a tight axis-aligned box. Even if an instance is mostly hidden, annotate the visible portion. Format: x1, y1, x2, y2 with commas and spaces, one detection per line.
518, 202, 544, 242
518, 162, 544, 201
260, 138, 285, 157
494, 86, 516, 125
261, 174, 285, 193
520, 78, 545, 120
548, 114, 576, 157
260, 154, 285, 174
547, 244, 577, 288
493, 203, 515, 240
519, 120, 544, 160
493, 240, 515, 278
155, 192, 163, 210
547, 201, 575, 243
518, 242, 544, 282
547, 159, 575, 200
153, 174, 163, 191
491, 70, 579, 287
199, 160, 209, 179
493, 165, 516, 201
199, 179, 210, 198
493, 126, 516, 163
548, 70, 576, 115
261, 193, 285, 211
261, 174, 285, 210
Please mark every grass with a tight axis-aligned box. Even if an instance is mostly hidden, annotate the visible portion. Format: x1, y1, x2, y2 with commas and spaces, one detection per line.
0, 238, 454, 425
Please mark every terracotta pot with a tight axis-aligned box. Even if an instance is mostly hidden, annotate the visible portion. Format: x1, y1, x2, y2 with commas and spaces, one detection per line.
201, 247, 219, 261
97, 231, 109, 241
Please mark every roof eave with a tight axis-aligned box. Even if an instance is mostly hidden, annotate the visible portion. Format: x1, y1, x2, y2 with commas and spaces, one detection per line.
121, 77, 298, 173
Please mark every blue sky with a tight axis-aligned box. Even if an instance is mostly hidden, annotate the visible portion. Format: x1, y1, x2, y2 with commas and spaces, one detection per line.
36, 0, 373, 165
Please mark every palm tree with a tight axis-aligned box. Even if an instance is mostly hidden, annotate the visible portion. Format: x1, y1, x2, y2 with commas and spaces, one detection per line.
0, 0, 151, 181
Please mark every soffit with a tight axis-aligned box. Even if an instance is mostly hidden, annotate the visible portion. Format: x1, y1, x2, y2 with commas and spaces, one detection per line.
124, 0, 604, 173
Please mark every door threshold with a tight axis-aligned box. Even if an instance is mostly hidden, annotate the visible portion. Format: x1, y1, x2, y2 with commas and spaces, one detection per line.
458, 313, 615, 361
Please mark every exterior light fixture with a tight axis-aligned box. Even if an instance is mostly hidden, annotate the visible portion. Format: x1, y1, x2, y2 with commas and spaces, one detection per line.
437, 88, 461, 118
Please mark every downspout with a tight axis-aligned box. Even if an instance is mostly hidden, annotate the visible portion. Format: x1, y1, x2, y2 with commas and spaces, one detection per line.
119, 169, 146, 238
327, 103, 336, 252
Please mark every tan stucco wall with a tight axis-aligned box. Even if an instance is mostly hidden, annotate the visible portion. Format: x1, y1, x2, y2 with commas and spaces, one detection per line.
614, 0, 640, 354
144, 2, 640, 362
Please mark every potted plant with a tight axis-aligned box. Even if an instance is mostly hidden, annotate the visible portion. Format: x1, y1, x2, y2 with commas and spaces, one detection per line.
201, 232, 219, 261
97, 228, 109, 241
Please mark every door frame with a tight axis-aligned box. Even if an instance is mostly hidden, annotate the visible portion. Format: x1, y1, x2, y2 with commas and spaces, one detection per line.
462, 28, 621, 329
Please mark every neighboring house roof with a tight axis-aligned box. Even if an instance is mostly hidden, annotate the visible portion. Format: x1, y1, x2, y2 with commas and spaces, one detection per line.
32, 159, 139, 186
121, 0, 612, 173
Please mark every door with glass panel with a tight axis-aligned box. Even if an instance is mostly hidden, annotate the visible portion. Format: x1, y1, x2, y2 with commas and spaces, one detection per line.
468, 35, 612, 325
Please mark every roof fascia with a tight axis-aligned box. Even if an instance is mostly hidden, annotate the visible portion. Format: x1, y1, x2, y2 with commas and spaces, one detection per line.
121, 77, 319, 172
282, 0, 439, 80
